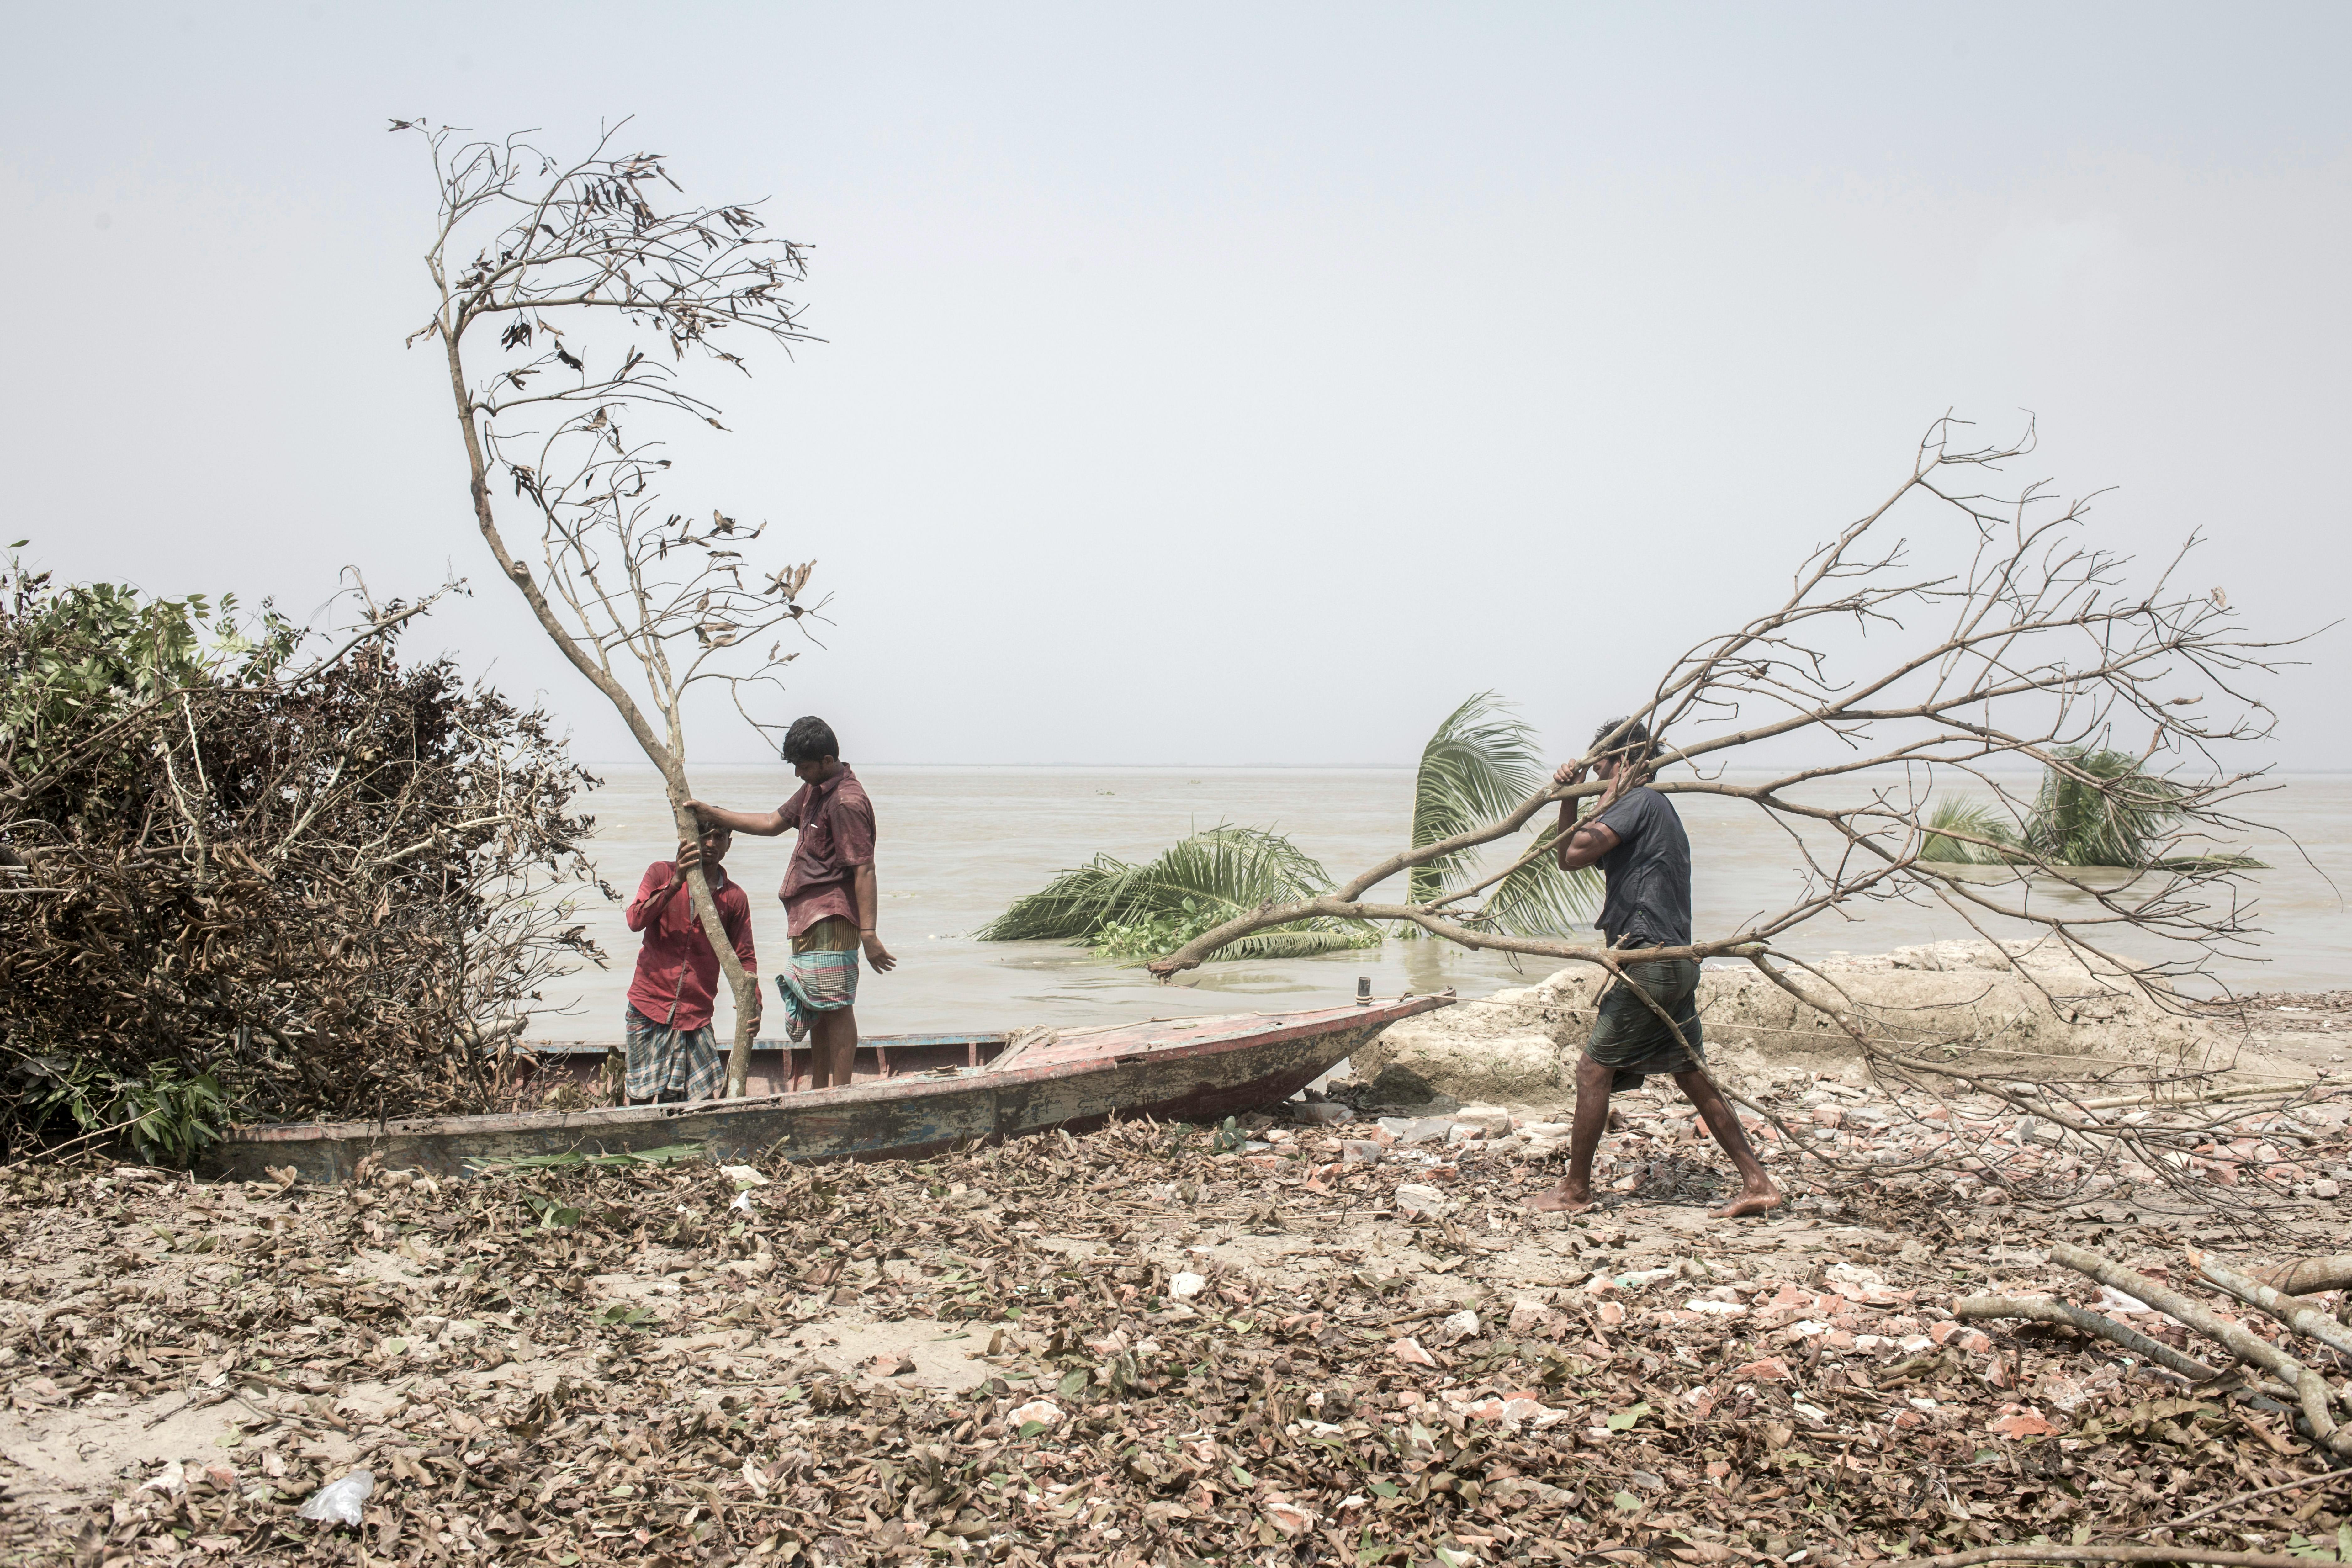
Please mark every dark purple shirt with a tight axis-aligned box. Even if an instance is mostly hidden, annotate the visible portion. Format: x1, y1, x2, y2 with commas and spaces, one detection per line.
777, 765, 877, 937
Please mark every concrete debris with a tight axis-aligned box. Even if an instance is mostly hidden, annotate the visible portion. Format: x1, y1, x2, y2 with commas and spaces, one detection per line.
1436, 1309, 1481, 1344
1349, 941, 2269, 1105
1393, 1183, 1451, 1219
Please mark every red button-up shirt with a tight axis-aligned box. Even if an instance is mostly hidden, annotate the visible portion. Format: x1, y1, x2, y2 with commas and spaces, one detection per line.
624, 861, 756, 1032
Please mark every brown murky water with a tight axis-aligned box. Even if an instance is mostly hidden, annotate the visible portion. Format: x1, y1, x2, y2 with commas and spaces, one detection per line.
534, 765, 2350, 1040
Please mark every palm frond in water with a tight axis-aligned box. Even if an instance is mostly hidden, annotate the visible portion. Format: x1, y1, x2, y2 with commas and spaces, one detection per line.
2022, 747, 2186, 869
1920, 752, 2259, 870
1918, 798, 2021, 865
975, 824, 1376, 963
1401, 691, 1595, 937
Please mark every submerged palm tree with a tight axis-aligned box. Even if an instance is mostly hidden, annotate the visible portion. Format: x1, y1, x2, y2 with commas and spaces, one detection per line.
2021, 747, 2185, 867
1919, 747, 2257, 870
973, 825, 1379, 963
980, 693, 1600, 964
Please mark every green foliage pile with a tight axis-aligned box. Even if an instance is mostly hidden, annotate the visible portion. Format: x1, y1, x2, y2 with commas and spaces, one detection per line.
0, 553, 600, 1163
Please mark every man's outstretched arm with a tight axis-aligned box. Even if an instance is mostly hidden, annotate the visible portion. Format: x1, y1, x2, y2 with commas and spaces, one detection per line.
688, 800, 790, 837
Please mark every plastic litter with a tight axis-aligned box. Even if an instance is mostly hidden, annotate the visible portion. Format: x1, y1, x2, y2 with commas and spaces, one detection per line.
298, 1469, 374, 1527
719, 1164, 769, 1188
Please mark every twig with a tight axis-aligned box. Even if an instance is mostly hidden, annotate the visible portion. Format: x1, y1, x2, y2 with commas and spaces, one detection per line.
0, 1125, 120, 1173
2141, 1465, 2352, 1536
2190, 1249, 2352, 1363
2077, 1082, 2325, 1112
1953, 1294, 2218, 1383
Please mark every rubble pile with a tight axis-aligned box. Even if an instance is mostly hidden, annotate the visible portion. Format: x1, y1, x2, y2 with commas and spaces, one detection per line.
4, 1070, 2352, 1565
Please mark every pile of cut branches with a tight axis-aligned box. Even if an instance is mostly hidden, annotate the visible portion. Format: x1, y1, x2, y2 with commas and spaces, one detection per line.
0, 559, 602, 1159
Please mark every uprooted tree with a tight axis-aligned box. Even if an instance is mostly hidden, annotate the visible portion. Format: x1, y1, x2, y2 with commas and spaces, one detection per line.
0, 558, 599, 1162
404, 119, 825, 1096
1149, 419, 2304, 1207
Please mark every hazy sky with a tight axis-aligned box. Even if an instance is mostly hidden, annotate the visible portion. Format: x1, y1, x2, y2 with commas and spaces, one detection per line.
5, 3, 2345, 769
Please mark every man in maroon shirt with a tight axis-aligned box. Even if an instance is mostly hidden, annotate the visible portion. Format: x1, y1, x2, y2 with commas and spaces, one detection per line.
622, 824, 757, 1104
689, 716, 895, 1090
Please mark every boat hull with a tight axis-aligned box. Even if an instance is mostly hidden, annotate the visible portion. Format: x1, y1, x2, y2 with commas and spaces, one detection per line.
206, 995, 1449, 1183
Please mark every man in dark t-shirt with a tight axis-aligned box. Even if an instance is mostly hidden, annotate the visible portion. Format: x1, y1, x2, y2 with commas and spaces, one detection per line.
1528, 718, 1781, 1220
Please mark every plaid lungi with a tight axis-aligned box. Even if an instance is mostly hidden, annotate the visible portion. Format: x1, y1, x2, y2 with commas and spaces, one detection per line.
776, 915, 861, 1034
624, 1004, 724, 1104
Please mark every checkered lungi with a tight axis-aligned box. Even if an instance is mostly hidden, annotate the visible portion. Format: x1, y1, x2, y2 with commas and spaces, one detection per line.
623, 1005, 724, 1104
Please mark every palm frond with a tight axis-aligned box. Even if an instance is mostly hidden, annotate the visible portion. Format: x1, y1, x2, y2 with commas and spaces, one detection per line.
1400, 693, 1599, 938
977, 825, 1377, 964
1405, 691, 1548, 916
972, 857, 1130, 941
1918, 798, 2021, 865
2022, 748, 2186, 868
1467, 820, 1602, 938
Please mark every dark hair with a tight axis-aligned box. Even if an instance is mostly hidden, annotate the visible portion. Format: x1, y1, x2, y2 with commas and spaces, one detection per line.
781, 715, 840, 765
1591, 716, 1652, 759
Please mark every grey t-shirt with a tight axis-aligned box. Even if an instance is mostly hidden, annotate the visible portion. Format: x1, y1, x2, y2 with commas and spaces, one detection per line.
1593, 786, 1693, 947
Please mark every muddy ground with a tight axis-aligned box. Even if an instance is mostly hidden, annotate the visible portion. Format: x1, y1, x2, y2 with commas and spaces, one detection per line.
6, 989, 2352, 1568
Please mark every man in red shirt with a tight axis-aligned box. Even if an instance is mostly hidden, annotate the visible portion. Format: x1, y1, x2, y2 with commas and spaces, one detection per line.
622, 824, 757, 1104
690, 716, 895, 1090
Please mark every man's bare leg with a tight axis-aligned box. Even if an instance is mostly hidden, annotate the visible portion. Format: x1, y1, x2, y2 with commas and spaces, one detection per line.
1672, 1067, 1782, 1219
808, 1005, 860, 1089
1529, 1053, 1615, 1213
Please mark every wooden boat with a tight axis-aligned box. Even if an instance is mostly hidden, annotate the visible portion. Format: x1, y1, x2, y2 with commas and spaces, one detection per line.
206, 993, 1451, 1184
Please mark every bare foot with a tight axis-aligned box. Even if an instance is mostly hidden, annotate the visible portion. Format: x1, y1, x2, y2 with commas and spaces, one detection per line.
1713, 1184, 1783, 1220
1528, 1179, 1599, 1214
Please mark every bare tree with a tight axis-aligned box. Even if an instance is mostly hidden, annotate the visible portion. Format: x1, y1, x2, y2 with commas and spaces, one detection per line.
1149, 419, 2299, 1114
403, 119, 825, 1096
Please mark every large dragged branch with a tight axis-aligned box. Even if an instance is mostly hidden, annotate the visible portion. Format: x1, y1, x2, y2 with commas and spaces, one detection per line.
2047, 1240, 2352, 1458
1152, 418, 2297, 1005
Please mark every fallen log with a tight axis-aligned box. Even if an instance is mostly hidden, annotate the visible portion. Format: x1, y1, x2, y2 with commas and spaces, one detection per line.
1953, 1294, 2219, 1383
2046, 1240, 2352, 1459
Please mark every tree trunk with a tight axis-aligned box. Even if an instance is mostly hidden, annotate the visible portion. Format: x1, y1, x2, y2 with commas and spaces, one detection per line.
441, 329, 761, 1097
